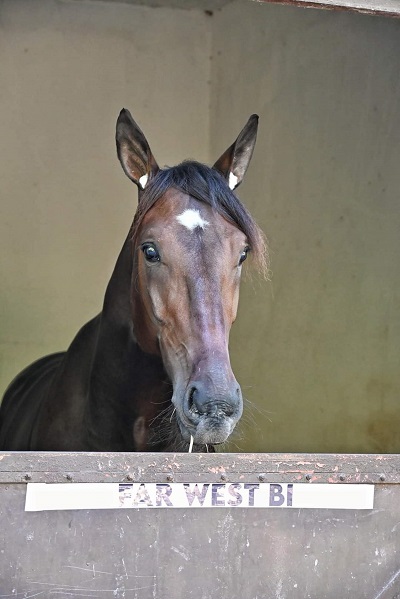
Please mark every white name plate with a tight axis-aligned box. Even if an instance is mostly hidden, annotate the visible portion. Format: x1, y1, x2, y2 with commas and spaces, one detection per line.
25, 482, 374, 512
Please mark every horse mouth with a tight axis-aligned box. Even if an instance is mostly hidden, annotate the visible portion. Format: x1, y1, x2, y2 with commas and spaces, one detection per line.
176, 412, 236, 446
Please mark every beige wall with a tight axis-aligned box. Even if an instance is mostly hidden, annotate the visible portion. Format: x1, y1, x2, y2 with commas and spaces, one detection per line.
211, 1, 400, 453
0, 0, 211, 392
1, 0, 399, 453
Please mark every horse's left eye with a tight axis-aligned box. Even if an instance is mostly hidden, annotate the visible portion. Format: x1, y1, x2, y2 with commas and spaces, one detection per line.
142, 244, 160, 263
238, 248, 249, 266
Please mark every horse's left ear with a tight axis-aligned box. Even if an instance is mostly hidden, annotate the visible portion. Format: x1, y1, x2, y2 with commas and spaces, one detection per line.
213, 114, 259, 191
116, 109, 159, 191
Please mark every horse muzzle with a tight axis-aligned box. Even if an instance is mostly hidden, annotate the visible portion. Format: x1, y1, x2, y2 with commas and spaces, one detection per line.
174, 379, 243, 445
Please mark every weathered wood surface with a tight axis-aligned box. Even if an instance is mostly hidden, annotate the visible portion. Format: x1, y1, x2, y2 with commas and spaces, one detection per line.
1, 451, 399, 483
1, 452, 400, 598
252, 0, 400, 16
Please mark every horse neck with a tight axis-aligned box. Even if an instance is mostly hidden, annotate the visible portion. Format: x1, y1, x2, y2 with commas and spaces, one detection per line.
84, 232, 171, 450
92, 231, 147, 377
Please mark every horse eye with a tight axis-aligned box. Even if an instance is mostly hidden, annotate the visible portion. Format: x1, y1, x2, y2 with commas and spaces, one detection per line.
142, 244, 160, 263
238, 248, 249, 266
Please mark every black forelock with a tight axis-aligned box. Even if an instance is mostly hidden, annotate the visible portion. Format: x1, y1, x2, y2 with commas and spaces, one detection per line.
131, 161, 267, 273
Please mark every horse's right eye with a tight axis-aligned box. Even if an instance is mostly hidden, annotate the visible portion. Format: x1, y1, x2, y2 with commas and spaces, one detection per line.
142, 244, 160, 263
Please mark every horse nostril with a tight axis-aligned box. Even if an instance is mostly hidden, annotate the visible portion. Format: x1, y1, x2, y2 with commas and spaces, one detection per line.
186, 380, 241, 420
188, 387, 200, 415
224, 404, 235, 418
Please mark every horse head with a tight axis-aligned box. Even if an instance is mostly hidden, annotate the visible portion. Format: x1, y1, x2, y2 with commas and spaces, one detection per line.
116, 109, 266, 448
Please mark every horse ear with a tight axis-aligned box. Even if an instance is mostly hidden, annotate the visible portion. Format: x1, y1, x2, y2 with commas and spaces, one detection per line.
213, 114, 259, 191
116, 109, 159, 191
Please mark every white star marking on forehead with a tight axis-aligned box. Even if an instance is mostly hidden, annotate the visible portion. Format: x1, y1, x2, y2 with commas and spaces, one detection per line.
176, 209, 209, 231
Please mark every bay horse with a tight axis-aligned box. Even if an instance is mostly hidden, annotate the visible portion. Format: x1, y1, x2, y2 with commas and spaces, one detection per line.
0, 110, 266, 452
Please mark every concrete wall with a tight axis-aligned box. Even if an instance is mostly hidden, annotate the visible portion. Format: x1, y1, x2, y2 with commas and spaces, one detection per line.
1, 0, 399, 453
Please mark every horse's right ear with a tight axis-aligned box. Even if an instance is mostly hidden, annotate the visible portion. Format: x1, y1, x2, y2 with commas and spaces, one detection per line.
116, 109, 159, 191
